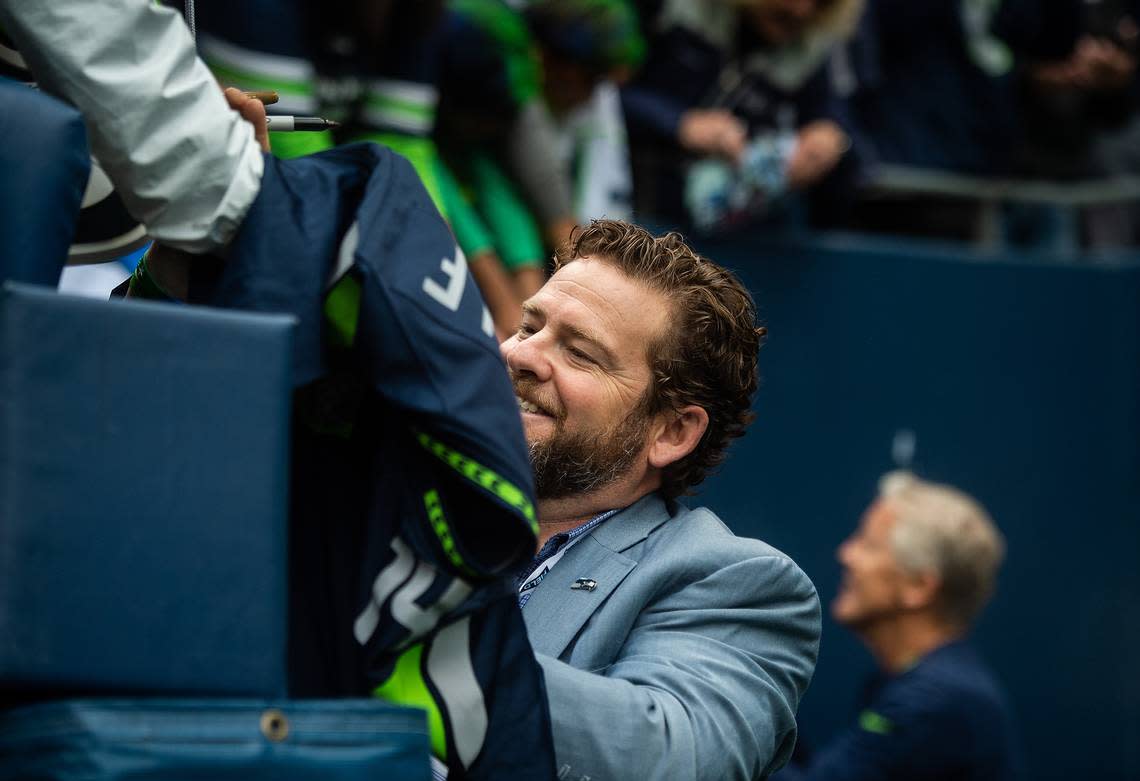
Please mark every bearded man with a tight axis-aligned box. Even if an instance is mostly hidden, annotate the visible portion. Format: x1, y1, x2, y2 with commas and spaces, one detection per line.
500, 219, 821, 781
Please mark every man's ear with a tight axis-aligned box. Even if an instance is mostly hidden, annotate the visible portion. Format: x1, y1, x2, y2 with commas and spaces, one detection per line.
900, 570, 942, 612
647, 405, 709, 470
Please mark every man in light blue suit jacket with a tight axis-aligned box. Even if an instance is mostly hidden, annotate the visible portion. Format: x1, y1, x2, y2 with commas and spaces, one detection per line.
501, 219, 821, 780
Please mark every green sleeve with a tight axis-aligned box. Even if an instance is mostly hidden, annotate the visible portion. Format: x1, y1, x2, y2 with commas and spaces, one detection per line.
468, 152, 544, 270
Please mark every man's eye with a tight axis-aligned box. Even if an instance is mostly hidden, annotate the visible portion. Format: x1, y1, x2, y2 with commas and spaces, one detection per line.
568, 348, 595, 364
517, 324, 536, 337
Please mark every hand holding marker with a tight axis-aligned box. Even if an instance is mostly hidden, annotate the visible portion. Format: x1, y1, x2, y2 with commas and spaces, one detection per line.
243, 91, 340, 132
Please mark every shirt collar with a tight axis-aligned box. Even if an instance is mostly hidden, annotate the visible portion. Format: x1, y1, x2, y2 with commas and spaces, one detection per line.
539, 508, 620, 557
518, 508, 622, 587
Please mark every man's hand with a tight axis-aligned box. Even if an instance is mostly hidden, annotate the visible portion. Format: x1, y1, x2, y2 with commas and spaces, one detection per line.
785, 120, 848, 190
678, 109, 747, 164
1071, 36, 1136, 91
133, 86, 271, 301
1031, 32, 1137, 93
223, 87, 271, 152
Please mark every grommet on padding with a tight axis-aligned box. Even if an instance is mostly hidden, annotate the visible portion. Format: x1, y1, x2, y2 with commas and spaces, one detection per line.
260, 708, 290, 742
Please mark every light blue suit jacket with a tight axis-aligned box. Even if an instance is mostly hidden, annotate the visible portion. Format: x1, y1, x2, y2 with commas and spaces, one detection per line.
523, 492, 821, 781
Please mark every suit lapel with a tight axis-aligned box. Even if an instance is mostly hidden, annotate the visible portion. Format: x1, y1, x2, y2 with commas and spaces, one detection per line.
522, 493, 673, 658
522, 536, 636, 658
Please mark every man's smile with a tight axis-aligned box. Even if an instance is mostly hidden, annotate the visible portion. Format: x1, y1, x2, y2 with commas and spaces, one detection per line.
516, 394, 558, 419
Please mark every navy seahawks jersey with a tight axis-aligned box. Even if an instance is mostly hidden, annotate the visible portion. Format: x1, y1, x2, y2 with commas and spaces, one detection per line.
191, 142, 554, 780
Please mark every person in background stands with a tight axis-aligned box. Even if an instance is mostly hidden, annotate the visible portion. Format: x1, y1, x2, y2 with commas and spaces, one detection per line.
622, 0, 863, 230
435, 0, 579, 302
994, 0, 1140, 248
524, 0, 646, 224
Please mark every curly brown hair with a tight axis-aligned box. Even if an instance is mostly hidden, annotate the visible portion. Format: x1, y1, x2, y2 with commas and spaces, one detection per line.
553, 220, 764, 498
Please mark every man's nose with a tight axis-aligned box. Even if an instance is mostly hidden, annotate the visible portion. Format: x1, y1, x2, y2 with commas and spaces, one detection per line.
836, 537, 854, 565
502, 332, 553, 383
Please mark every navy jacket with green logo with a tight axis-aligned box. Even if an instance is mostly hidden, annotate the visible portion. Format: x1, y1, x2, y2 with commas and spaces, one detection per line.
778, 640, 1021, 781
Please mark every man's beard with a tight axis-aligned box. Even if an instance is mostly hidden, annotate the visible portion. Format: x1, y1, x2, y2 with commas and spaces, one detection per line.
528, 407, 652, 501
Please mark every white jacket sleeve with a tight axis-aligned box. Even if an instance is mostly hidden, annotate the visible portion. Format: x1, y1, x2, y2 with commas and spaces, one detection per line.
0, 0, 263, 253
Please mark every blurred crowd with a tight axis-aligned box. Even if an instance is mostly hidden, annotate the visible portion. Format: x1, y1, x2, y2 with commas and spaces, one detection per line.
34, 0, 1140, 301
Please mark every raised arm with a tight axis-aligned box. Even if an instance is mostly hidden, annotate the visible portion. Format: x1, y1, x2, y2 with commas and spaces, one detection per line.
0, 0, 263, 253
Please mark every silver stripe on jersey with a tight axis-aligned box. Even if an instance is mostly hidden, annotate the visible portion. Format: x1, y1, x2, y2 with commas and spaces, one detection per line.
427, 617, 488, 769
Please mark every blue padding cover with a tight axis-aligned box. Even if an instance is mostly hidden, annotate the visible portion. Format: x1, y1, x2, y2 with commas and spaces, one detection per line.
0, 698, 430, 781
0, 80, 90, 286
0, 283, 295, 696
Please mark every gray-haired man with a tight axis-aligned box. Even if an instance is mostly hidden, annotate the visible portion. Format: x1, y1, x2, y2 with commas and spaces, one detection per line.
781, 471, 1022, 780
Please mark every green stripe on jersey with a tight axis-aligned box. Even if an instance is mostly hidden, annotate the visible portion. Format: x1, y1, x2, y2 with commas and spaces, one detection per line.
324, 274, 362, 349
424, 489, 476, 576
416, 431, 538, 534
372, 643, 447, 759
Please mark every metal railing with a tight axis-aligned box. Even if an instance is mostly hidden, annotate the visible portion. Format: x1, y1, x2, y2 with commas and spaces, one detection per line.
863, 164, 1140, 250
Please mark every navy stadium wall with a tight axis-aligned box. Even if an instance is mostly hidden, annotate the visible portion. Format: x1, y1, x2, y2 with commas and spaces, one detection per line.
692, 233, 1140, 781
